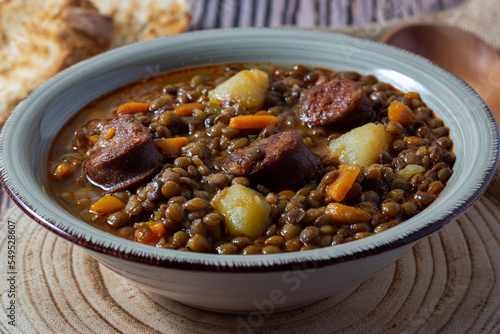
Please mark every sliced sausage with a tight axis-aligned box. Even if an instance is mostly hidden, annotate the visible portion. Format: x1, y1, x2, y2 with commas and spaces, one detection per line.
84, 114, 163, 192
223, 130, 321, 191
298, 79, 374, 129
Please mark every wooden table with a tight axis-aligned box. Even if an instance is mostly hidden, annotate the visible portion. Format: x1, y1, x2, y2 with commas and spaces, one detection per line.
4, 1, 500, 333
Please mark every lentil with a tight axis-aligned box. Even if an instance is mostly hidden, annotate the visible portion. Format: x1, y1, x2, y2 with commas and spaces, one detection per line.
187, 235, 211, 252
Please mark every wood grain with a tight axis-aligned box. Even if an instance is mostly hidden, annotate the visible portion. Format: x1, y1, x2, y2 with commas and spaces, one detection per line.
1, 174, 499, 333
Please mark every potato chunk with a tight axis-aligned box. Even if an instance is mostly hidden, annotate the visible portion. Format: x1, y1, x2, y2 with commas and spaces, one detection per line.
328, 123, 392, 167
211, 184, 271, 237
208, 69, 269, 109
395, 164, 425, 180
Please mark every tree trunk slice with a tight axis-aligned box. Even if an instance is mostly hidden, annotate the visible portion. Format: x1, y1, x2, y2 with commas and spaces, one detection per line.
1, 169, 499, 333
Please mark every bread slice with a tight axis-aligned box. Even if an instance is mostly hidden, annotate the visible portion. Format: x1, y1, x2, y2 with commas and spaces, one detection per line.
94, 0, 190, 48
0, 0, 113, 126
0, 0, 190, 127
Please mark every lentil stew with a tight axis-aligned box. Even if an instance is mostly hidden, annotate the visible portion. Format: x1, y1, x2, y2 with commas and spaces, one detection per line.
48, 64, 455, 254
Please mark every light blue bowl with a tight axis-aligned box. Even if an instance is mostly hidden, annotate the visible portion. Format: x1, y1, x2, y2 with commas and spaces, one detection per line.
1, 28, 498, 313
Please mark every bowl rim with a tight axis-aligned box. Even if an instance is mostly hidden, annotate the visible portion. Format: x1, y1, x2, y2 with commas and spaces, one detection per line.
1, 27, 498, 272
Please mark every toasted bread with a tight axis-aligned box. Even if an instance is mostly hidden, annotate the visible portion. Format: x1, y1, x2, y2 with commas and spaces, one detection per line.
0, 0, 113, 126
0, 0, 190, 127
94, 0, 190, 48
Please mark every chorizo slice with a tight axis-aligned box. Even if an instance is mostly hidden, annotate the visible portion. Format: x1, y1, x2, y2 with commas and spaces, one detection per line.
223, 130, 320, 191
298, 79, 374, 129
84, 114, 163, 192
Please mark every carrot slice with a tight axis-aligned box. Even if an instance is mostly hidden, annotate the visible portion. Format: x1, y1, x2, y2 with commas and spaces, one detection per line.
154, 137, 189, 157
228, 115, 277, 130
388, 100, 417, 126
89, 195, 125, 216
326, 164, 360, 202
116, 102, 150, 115
326, 203, 372, 225
149, 222, 166, 238
174, 103, 205, 116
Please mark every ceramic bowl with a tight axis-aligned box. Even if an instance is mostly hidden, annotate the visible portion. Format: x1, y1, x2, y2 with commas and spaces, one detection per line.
1, 28, 498, 314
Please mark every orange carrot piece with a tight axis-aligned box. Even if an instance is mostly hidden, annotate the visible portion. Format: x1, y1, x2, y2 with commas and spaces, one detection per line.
174, 103, 205, 116
326, 165, 360, 202
388, 100, 417, 126
89, 195, 125, 216
326, 203, 372, 225
149, 222, 166, 238
228, 115, 277, 130
154, 137, 189, 157
88, 135, 99, 145
116, 102, 150, 115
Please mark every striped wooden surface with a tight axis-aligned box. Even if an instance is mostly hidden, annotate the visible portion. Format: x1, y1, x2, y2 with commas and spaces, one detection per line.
4, 0, 500, 333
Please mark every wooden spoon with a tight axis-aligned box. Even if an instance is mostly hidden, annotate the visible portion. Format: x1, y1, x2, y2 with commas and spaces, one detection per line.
381, 23, 500, 123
